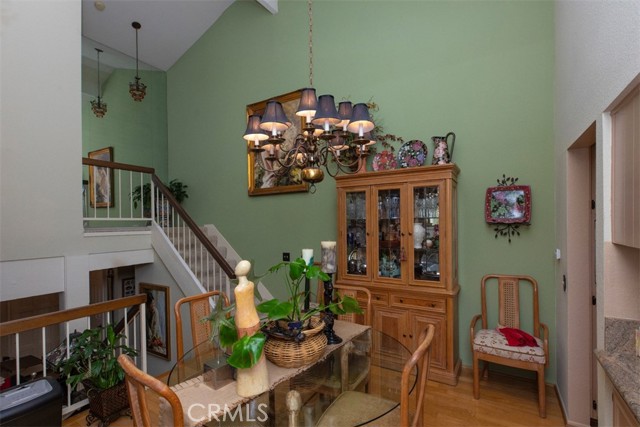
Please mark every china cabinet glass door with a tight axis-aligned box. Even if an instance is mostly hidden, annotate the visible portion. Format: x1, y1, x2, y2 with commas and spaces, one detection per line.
377, 188, 403, 280
412, 185, 440, 282
344, 191, 368, 276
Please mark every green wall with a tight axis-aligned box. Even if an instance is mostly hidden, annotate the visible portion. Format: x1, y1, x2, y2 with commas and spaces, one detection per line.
167, 0, 555, 382
83, 68, 169, 180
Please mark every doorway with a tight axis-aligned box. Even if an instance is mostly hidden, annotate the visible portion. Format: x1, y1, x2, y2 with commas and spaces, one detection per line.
566, 122, 596, 425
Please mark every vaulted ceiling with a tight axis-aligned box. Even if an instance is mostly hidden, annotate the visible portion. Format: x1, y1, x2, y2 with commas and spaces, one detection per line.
81, 0, 277, 95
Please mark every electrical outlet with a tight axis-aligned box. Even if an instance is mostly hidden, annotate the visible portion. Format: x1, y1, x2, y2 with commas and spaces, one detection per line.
282, 252, 290, 262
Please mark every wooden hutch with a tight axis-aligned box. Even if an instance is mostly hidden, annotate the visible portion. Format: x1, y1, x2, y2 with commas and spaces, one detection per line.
335, 164, 460, 385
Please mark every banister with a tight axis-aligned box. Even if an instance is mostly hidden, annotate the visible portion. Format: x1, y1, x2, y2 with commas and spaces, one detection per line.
82, 157, 155, 175
152, 175, 236, 279
0, 294, 147, 337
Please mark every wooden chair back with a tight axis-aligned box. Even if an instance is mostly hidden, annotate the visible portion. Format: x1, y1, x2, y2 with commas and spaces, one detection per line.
480, 274, 541, 337
333, 284, 372, 326
315, 279, 372, 326
118, 354, 184, 427
174, 291, 230, 361
401, 324, 435, 427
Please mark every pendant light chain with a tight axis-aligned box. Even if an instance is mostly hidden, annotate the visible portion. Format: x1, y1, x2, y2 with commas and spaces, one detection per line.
135, 27, 140, 78
96, 49, 102, 98
307, 0, 313, 87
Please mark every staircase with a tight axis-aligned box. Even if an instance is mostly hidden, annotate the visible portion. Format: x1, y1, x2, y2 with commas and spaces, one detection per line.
80, 157, 271, 303
153, 221, 273, 303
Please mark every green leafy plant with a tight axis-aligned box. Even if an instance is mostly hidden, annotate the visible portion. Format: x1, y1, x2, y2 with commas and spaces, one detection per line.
207, 257, 362, 369
132, 179, 189, 209
57, 324, 137, 390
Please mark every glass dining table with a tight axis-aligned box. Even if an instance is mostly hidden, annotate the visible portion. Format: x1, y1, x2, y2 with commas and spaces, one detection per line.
166, 321, 416, 427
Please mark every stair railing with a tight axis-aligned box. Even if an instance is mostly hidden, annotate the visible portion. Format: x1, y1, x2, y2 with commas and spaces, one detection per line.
0, 294, 147, 416
152, 175, 236, 295
82, 157, 236, 293
82, 158, 155, 226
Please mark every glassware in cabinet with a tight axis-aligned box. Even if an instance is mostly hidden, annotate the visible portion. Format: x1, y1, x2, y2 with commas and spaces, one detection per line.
412, 185, 440, 282
376, 188, 403, 280
344, 191, 368, 276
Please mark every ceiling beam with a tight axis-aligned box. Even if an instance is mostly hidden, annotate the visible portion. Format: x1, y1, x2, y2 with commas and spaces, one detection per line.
256, 0, 278, 14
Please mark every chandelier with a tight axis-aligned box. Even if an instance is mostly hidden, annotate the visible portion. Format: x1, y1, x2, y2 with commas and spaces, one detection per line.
129, 21, 147, 102
242, 0, 375, 192
90, 48, 107, 118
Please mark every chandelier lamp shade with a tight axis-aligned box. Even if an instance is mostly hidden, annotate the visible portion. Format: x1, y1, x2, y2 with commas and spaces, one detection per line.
90, 48, 107, 118
242, 0, 376, 191
129, 21, 147, 102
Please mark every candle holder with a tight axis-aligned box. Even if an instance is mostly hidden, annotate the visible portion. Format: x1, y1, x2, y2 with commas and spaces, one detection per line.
322, 273, 342, 344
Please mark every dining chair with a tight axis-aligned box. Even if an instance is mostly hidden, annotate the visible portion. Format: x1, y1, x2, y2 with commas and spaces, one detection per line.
315, 324, 435, 427
316, 281, 372, 326
469, 274, 549, 418
174, 290, 230, 361
117, 354, 184, 427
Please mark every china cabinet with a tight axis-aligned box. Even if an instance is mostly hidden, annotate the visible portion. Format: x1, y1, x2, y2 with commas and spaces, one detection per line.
335, 164, 460, 385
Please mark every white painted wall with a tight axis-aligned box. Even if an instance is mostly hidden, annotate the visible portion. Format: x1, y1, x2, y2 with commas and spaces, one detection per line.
0, 1, 155, 304
555, 1, 640, 425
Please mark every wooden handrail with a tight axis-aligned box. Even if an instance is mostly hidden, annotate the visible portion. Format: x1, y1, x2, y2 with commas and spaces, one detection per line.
80, 157, 236, 281
152, 175, 236, 279
0, 294, 147, 337
82, 158, 155, 175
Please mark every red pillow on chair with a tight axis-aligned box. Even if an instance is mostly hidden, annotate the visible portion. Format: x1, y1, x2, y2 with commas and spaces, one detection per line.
498, 327, 538, 347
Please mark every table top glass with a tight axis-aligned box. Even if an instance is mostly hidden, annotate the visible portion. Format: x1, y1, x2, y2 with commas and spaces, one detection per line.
167, 322, 416, 426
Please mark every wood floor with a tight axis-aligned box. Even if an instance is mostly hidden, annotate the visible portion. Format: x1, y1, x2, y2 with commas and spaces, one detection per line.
62, 368, 566, 427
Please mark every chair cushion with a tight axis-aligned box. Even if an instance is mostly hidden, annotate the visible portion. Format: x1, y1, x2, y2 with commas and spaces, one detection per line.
473, 329, 545, 364
315, 391, 399, 427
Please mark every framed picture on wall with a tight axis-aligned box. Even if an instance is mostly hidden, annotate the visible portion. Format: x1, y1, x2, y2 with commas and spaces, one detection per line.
88, 147, 114, 208
122, 278, 135, 297
485, 185, 531, 224
246, 89, 309, 196
139, 283, 171, 360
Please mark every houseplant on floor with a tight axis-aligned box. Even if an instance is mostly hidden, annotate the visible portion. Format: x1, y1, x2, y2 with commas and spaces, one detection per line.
56, 324, 137, 426
208, 258, 362, 372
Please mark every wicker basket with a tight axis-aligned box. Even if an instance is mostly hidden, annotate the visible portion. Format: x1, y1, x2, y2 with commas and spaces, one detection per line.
263, 318, 327, 368
83, 380, 130, 426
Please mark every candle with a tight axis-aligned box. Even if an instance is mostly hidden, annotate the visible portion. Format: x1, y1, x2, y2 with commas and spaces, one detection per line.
302, 249, 314, 266
321, 241, 337, 273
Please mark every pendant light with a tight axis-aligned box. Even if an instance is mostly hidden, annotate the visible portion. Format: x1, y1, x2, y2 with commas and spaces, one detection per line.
129, 21, 147, 102
90, 48, 107, 118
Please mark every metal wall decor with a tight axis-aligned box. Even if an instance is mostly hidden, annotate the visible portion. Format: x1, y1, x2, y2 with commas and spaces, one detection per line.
485, 175, 531, 242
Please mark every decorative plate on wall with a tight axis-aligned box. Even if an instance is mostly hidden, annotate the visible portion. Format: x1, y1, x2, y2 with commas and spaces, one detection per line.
396, 140, 427, 168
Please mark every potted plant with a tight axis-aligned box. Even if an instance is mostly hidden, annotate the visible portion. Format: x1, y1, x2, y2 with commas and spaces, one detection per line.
132, 179, 188, 225
132, 179, 189, 210
207, 258, 362, 370
56, 324, 137, 426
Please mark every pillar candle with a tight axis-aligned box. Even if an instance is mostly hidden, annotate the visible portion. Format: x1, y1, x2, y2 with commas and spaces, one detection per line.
320, 241, 337, 273
302, 249, 314, 266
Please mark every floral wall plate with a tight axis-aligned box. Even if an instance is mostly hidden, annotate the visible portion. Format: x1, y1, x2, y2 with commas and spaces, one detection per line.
397, 140, 427, 168
372, 150, 397, 171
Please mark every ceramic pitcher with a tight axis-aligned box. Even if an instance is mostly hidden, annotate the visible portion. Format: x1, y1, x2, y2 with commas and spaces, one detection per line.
431, 132, 456, 165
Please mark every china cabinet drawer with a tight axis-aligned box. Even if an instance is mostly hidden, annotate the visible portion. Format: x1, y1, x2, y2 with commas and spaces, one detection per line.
391, 294, 445, 313
371, 292, 388, 306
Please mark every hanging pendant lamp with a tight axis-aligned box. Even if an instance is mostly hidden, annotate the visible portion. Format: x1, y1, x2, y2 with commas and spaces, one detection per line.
129, 21, 147, 102
90, 48, 107, 118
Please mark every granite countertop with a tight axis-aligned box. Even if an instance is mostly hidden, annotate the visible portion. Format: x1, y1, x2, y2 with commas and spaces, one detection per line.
596, 318, 640, 423
595, 349, 640, 421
